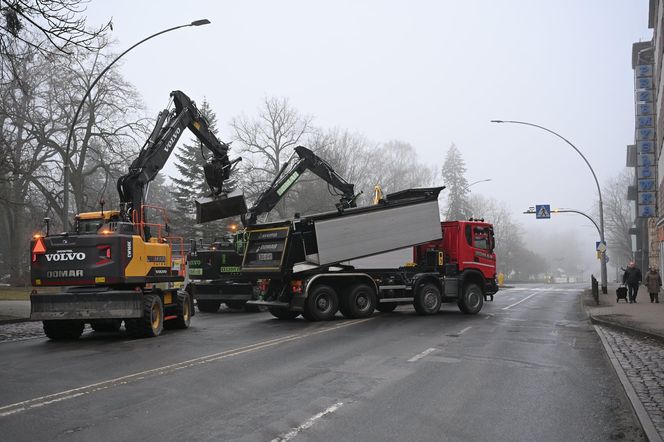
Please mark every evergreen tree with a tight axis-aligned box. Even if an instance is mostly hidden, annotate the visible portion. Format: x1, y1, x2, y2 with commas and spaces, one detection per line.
170, 99, 234, 241
441, 143, 471, 220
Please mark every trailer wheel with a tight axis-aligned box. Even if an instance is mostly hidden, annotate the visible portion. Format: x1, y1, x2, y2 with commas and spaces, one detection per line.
127, 294, 163, 337
303, 284, 339, 321
167, 291, 192, 329
342, 284, 376, 318
225, 300, 246, 310
458, 283, 483, 314
376, 303, 397, 313
90, 319, 122, 333
43, 320, 84, 340
268, 307, 300, 320
414, 283, 442, 315
197, 300, 221, 313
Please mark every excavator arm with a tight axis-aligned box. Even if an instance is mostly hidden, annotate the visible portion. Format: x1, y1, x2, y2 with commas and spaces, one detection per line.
117, 90, 241, 222
242, 145, 357, 226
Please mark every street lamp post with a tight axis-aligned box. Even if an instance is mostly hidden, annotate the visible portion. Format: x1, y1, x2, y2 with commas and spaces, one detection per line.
61, 19, 211, 230
523, 207, 602, 238
466, 178, 492, 189
492, 119, 608, 294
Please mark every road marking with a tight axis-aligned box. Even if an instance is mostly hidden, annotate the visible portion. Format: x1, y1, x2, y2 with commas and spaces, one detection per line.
457, 326, 472, 335
271, 402, 344, 442
502, 293, 538, 310
408, 347, 438, 362
0, 319, 373, 418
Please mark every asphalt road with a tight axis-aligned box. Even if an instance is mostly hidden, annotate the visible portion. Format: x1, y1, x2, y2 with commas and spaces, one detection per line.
0, 284, 644, 441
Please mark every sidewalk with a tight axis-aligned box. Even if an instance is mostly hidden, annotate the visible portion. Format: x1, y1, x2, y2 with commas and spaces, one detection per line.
584, 284, 664, 340
0, 300, 31, 324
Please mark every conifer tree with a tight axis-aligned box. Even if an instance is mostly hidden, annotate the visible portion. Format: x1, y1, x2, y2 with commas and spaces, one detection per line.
441, 143, 471, 220
170, 99, 233, 240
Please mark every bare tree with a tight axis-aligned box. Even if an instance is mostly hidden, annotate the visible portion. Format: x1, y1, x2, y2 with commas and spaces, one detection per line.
0, 36, 146, 282
369, 140, 438, 195
601, 170, 633, 270
0, 0, 111, 55
468, 194, 549, 279
231, 97, 313, 218
18, 44, 147, 226
288, 128, 376, 214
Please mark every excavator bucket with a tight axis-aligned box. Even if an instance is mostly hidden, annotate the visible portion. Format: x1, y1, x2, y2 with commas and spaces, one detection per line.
196, 189, 247, 223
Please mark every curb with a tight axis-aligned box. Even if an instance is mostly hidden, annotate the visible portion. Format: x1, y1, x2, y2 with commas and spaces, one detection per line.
0, 318, 34, 325
589, 314, 664, 342
594, 325, 663, 442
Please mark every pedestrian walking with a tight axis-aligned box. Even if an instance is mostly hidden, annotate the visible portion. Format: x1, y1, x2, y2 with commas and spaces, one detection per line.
645, 266, 661, 303
622, 261, 643, 303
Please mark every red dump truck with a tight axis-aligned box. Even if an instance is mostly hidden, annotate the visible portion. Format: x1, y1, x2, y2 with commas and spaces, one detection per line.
240, 187, 498, 320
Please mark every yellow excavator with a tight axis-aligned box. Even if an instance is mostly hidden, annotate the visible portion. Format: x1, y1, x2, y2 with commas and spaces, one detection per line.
30, 90, 245, 339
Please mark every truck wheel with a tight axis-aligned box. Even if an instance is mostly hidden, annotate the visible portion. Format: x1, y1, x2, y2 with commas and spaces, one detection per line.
43, 320, 84, 340
90, 319, 122, 333
268, 307, 300, 320
225, 300, 246, 310
303, 284, 339, 321
459, 283, 483, 314
414, 283, 442, 315
127, 294, 164, 337
376, 303, 397, 313
342, 284, 376, 318
167, 291, 192, 329
197, 300, 221, 313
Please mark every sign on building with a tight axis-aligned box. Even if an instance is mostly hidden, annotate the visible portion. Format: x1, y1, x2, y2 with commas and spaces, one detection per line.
635, 62, 657, 218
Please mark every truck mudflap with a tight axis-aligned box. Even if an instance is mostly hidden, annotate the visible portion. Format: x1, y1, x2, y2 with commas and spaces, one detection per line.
30, 291, 143, 320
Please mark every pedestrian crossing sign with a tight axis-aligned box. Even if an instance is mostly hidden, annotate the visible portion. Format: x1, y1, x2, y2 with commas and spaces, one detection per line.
535, 204, 551, 219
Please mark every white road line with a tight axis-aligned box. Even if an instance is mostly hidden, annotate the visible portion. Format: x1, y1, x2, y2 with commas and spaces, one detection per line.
0, 319, 374, 418
502, 292, 539, 310
457, 326, 472, 335
408, 347, 438, 362
271, 402, 344, 442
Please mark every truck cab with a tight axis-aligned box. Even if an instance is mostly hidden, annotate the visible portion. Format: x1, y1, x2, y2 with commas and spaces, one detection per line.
415, 220, 498, 300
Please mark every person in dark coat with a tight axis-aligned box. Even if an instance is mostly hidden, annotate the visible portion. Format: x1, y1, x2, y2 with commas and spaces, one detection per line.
622, 261, 643, 303
644, 266, 661, 303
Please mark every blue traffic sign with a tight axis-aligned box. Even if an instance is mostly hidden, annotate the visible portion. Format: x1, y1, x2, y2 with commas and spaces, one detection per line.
536, 204, 551, 219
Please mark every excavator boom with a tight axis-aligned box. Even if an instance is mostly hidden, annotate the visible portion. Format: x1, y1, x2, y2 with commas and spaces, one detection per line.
118, 90, 245, 223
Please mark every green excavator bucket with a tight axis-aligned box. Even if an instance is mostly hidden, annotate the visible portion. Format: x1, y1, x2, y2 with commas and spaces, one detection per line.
195, 190, 247, 223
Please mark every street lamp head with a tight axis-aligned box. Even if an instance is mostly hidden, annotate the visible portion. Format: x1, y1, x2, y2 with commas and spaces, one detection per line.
191, 19, 211, 26
490, 120, 504, 123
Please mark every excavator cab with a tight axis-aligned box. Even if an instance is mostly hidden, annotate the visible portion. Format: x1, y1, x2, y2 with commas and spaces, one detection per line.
74, 211, 122, 235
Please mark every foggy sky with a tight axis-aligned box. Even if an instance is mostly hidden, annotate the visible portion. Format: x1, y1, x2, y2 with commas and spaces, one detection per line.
84, 1, 651, 275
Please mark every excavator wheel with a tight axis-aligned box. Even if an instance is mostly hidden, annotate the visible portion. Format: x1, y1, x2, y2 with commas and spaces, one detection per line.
166, 291, 192, 330
43, 320, 85, 340
126, 294, 163, 338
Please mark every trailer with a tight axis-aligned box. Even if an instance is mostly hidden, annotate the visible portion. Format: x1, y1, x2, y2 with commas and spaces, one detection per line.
239, 187, 498, 320
187, 238, 258, 313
